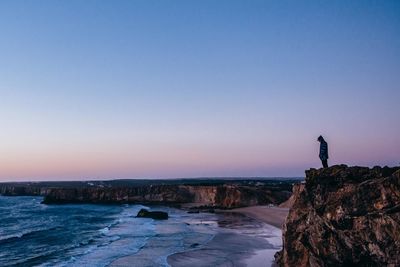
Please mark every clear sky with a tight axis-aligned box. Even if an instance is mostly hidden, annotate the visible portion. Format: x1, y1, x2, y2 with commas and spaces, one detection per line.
0, 0, 399, 181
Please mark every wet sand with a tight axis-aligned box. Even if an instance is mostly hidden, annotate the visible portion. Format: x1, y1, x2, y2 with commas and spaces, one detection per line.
167, 208, 287, 267
167, 232, 274, 267
221, 206, 289, 229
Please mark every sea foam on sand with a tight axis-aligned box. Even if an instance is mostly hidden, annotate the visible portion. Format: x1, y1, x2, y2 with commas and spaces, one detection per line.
110, 206, 286, 267
167, 211, 283, 267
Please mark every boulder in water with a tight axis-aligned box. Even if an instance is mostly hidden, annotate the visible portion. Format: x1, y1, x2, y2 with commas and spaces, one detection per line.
136, 208, 168, 220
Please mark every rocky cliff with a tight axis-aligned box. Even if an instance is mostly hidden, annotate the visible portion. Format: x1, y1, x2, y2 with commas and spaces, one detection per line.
276, 165, 400, 267
0, 184, 51, 196
41, 184, 290, 208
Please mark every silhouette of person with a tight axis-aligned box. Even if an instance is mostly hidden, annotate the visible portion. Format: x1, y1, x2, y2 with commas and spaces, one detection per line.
318, 135, 328, 168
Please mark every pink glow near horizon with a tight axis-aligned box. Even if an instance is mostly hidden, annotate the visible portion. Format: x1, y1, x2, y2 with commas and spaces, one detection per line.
1, 132, 399, 181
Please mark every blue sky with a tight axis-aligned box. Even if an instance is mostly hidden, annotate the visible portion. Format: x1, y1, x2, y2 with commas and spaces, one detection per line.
0, 0, 399, 180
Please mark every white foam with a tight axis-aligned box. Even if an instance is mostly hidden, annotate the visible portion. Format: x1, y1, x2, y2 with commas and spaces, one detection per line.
99, 227, 109, 235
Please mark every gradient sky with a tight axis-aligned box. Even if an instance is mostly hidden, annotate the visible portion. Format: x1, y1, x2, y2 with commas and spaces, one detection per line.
0, 0, 399, 181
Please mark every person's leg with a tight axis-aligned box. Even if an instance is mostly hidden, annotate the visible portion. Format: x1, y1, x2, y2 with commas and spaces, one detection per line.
322, 160, 328, 168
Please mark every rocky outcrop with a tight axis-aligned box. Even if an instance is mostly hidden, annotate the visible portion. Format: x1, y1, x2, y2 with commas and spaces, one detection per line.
276, 165, 400, 267
41, 184, 290, 208
279, 183, 304, 208
0, 185, 51, 196
41, 185, 192, 204
136, 208, 169, 220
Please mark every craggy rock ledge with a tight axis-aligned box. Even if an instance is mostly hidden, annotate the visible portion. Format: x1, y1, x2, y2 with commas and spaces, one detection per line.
41, 184, 291, 209
276, 165, 400, 267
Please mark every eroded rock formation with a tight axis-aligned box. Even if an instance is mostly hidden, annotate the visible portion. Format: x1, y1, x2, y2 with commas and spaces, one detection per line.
0, 185, 51, 196
276, 165, 400, 267
136, 208, 168, 220
40, 184, 290, 208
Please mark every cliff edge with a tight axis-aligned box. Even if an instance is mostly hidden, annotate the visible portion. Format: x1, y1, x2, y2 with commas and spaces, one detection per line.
41, 184, 291, 208
276, 165, 400, 267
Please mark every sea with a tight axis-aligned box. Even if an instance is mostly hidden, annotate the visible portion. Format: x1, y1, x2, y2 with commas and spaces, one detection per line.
0, 196, 282, 267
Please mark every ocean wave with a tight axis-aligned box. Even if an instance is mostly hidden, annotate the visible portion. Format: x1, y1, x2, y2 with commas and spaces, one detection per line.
0, 226, 60, 243
99, 227, 110, 235
1, 199, 193, 267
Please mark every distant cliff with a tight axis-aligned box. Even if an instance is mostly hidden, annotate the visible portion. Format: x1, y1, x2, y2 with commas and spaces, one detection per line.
276, 165, 400, 267
41, 184, 290, 208
0, 179, 295, 209
0, 184, 51, 196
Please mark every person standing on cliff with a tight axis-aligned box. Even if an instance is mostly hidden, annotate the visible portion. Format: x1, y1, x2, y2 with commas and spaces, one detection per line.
318, 135, 329, 168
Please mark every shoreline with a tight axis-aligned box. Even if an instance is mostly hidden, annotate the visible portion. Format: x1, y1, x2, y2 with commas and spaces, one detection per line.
109, 205, 289, 267
218, 205, 289, 229
167, 205, 288, 267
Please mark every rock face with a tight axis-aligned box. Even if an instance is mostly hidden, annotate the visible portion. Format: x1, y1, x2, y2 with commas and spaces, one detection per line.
136, 208, 169, 220
0, 185, 51, 196
276, 165, 400, 267
42, 185, 193, 205
41, 184, 290, 208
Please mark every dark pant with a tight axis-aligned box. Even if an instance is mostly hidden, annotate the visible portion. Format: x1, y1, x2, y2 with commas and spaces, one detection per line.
322, 159, 328, 168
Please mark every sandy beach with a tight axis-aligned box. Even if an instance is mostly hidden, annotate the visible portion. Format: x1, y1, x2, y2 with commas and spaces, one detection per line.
222, 206, 289, 229
166, 206, 289, 267
167, 209, 285, 267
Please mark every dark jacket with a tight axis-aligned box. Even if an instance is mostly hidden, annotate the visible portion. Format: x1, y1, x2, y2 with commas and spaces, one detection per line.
319, 140, 328, 160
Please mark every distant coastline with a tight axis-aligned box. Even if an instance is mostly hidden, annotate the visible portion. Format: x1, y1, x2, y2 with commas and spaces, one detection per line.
0, 178, 300, 209
0, 177, 295, 267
